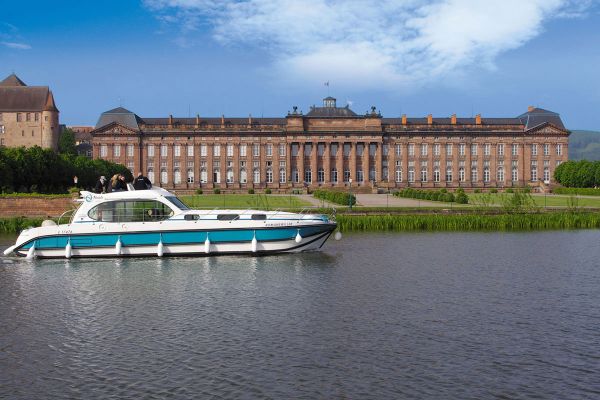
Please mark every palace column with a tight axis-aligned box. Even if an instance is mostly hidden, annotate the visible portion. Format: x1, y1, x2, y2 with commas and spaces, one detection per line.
323, 142, 331, 185
362, 142, 369, 185
206, 143, 214, 186
297, 142, 304, 186
402, 142, 409, 187
465, 141, 472, 186
388, 141, 396, 187
310, 142, 318, 186
335, 142, 343, 186
375, 142, 382, 185
286, 142, 292, 187
349, 142, 357, 186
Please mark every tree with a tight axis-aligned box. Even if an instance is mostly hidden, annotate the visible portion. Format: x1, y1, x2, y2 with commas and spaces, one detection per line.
58, 128, 77, 156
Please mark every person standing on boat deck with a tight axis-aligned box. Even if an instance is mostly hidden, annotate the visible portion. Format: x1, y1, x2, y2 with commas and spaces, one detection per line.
133, 172, 152, 190
107, 174, 118, 193
113, 174, 128, 192
94, 176, 107, 193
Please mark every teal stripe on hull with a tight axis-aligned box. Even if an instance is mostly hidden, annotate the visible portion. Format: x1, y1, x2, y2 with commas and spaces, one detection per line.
20, 225, 333, 250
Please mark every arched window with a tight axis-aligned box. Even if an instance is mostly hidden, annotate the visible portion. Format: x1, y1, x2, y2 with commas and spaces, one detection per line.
240, 168, 247, 183
459, 167, 465, 182
253, 168, 260, 183
408, 168, 415, 182
331, 167, 338, 183
317, 168, 325, 183
187, 169, 194, 183
200, 169, 208, 183
227, 168, 234, 183
395, 167, 402, 183
266, 168, 273, 183
174, 169, 181, 184
420, 167, 427, 182
483, 167, 490, 182
445, 167, 452, 182
356, 169, 363, 182
292, 168, 299, 183
543, 167, 550, 182
213, 169, 220, 184
305, 168, 312, 183
433, 167, 440, 182
279, 168, 286, 183
471, 167, 477, 182
382, 166, 388, 181
160, 169, 168, 184
369, 167, 376, 182
497, 167, 504, 182
148, 169, 155, 184
512, 167, 518, 182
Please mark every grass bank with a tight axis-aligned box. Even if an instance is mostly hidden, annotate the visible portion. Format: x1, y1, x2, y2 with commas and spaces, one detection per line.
0, 217, 46, 234
335, 212, 600, 232
180, 194, 310, 209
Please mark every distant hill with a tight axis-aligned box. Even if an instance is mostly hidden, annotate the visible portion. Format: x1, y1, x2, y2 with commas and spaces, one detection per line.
569, 130, 600, 160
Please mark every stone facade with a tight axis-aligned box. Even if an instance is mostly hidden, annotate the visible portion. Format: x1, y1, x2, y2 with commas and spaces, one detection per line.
91, 99, 569, 191
0, 74, 60, 150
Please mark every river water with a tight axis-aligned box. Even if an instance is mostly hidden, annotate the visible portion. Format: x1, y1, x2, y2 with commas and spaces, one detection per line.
1, 231, 599, 399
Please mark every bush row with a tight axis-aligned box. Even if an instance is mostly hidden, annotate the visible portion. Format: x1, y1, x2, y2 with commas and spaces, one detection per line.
313, 189, 356, 206
394, 188, 469, 204
554, 160, 600, 188
552, 187, 600, 196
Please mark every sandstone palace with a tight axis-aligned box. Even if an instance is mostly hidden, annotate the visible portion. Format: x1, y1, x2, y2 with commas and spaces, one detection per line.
91, 97, 569, 191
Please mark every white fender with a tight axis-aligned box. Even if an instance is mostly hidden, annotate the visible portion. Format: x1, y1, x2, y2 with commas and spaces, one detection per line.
251, 232, 258, 253
26, 243, 36, 260
115, 237, 122, 255
204, 235, 210, 254
295, 230, 302, 243
157, 239, 164, 257
65, 240, 72, 259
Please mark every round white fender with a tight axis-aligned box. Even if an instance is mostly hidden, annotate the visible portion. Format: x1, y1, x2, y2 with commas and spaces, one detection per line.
26, 243, 36, 260
251, 232, 258, 253
334, 231, 342, 241
65, 240, 72, 259
157, 240, 164, 257
204, 235, 210, 254
295, 230, 302, 243
115, 237, 122, 256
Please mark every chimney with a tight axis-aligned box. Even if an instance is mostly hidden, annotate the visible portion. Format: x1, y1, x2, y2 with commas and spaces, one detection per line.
475, 114, 482, 125
401, 114, 407, 125
248, 114, 253, 128
528, 105, 535, 112
451, 114, 457, 125
168, 114, 173, 127
195, 114, 200, 128
427, 114, 433, 125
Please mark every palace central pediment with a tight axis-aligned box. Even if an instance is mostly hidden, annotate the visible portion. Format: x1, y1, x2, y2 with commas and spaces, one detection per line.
91, 122, 140, 135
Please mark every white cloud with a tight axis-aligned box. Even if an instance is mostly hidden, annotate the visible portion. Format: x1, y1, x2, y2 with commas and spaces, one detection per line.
144, 0, 592, 88
1, 41, 31, 50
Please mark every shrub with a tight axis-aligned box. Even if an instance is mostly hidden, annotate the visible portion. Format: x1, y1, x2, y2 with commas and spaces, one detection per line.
553, 187, 600, 196
313, 189, 356, 206
248, 188, 255, 194
474, 189, 481, 193
265, 188, 272, 194
490, 188, 498, 194
195, 189, 203, 195
213, 188, 221, 194
506, 188, 514, 193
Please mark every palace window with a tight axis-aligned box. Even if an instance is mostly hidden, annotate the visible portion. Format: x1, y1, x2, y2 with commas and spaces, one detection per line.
531, 165, 537, 181
356, 169, 363, 182
556, 144, 562, 156
369, 143, 377, 157
26, 113, 31, 122
187, 145, 194, 157
408, 144, 415, 156
213, 144, 220, 157
304, 168, 312, 183
497, 167, 504, 182
317, 168, 325, 183
512, 167, 518, 181
200, 144, 207, 157
292, 167, 300, 183
318, 143, 325, 157
35, 113, 39, 122
331, 143, 338, 157
253, 168, 260, 183
471, 167, 477, 182
174, 145, 181, 157
512, 144, 518, 156
484, 143, 491, 156
127, 144, 134, 157
266, 168, 273, 183
471, 144, 478, 156
227, 144, 234, 157
369, 166, 376, 182
459, 143, 465, 156
148, 169, 155, 184
343, 169, 350, 183
161, 169, 168, 184
240, 168, 247, 183
343, 143, 351, 157
356, 144, 363, 157
531, 144, 537, 156
279, 143, 286, 157
459, 167, 465, 182
421, 143, 428, 156
227, 168, 234, 183
279, 168, 286, 183
408, 168, 415, 182
187, 169, 194, 183
240, 144, 247, 157
331, 168, 338, 183
148, 145, 154, 157
395, 166, 402, 183
383, 144, 389, 156
100, 145, 107, 158
382, 165, 389, 181
543, 143, 550, 156
446, 167, 452, 182
434, 144, 440, 156
17, 113, 22, 122
433, 167, 440, 182
213, 169, 221, 184
395, 144, 402, 156
446, 143, 452, 156
253, 144, 260, 157
174, 169, 181, 184
114, 145, 121, 157
484, 167, 490, 182
161, 145, 168, 157
543, 167, 550, 182
266, 144, 273, 157
497, 143, 504, 156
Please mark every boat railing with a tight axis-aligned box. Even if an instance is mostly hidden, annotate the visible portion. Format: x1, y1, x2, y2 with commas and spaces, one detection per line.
58, 208, 77, 226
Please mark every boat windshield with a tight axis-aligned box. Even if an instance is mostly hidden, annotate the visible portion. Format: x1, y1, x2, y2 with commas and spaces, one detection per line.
165, 196, 190, 210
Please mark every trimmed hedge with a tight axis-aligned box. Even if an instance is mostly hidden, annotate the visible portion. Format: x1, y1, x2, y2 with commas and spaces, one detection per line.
313, 189, 356, 206
553, 187, 600, 196
394, 188, 470, 203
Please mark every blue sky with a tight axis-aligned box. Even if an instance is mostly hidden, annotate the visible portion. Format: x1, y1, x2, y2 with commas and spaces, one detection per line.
1, 0, 599, 130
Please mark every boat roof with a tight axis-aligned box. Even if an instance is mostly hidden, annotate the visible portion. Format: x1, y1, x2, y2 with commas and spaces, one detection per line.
78, 187, 174, 202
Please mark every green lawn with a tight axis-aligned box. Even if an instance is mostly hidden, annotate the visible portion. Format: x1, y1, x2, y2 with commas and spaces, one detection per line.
180, 194, 311, 209
469, 193, 600, 208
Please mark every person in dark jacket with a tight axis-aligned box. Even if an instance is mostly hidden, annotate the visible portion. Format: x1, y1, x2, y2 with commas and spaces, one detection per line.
133, 172, 152, 190
113, 174, 128, 192
94, 176, 107, 194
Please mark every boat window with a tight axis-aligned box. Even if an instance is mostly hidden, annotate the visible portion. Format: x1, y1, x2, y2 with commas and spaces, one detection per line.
88, 200, 174, 222
217, 214, 239, 221
184, 214, 200, 220
165, 196, 190, 210
251, 214, 267, 220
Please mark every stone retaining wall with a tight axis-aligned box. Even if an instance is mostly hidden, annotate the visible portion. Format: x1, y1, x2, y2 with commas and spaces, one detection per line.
0, 197, 75, 218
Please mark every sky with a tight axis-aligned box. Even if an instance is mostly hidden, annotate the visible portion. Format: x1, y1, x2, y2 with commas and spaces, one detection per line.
1, 0, 599, 129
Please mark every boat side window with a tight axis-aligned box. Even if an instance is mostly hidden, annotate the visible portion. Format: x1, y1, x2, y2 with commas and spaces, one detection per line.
165, 196, 190, 210
184, 214, 200, 221
88, 200, 174, 222
251, 214, 267, 220
217, 214, 239, 221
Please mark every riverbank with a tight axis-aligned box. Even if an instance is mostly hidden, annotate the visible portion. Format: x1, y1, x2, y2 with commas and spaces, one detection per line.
2, 210, 600, 234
